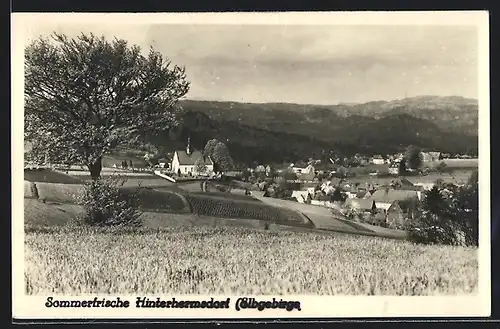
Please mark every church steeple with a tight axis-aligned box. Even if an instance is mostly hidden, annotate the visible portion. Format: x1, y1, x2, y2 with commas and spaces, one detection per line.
186, 136, 191, 155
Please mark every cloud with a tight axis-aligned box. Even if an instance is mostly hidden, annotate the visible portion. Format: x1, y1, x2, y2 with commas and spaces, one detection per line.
23, 22, 478, 104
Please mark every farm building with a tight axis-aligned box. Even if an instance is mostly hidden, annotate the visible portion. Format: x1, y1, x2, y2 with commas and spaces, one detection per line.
411, 181, 435, 190
344, 198, 376, 213
369, 189, 421, 210
171, 141, 214, 176
298, 170, 316, 182
311, 199, 343, 210
371, 155, 385, 165
291, 190, 310, 203
385, 202, 404, 228
345, 191, 358, 199
291, 164, 315, 175
356, 190, 371, 199
389, 177, 420, 190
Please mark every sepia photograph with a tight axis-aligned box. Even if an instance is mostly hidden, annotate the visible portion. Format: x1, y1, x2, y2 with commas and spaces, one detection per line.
12, 12, 490, 319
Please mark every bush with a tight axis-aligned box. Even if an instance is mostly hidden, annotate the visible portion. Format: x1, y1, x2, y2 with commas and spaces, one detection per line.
75, 176, 143, 227
364, 211, 388, 228
403, 209, 470, 246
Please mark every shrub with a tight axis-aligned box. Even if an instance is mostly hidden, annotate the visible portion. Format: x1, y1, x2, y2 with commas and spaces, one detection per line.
75, 176, 143, 227
364, 211, 388, 228
400, 177, 478, 247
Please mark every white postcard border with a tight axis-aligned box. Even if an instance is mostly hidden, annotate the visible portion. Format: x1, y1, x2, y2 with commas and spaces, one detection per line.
11, 11, 491, 319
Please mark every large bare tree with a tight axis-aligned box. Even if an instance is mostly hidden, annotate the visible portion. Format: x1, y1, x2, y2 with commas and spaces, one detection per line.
24, 32, 190, 179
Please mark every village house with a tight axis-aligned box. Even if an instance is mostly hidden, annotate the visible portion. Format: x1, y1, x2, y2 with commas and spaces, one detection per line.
371, 155, 385, 165
411, 181, 436, 190
291, 163, 315, 175
297, 170, 316, 182
389, 177, 417, 190
157, 158, 169, 169
171, 139, 214, 176
311, 198, 343, 211
356, 190, 372, 199
224, 171, 244, 178
384, 202, 405, 228
320, 181, 336, 196
265, 165, 272, 176
369, 189, 421, 211
344, 198, 376, 213
291, 190, 310, 203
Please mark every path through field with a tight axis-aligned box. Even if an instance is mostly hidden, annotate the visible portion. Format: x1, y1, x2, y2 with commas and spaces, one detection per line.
252, 196, 407, 239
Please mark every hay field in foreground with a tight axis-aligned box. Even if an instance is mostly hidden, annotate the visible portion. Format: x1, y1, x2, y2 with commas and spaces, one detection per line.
25, 226, 478, 295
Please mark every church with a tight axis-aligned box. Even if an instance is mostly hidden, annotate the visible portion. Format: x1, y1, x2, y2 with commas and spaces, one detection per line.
170, 138, 214, 176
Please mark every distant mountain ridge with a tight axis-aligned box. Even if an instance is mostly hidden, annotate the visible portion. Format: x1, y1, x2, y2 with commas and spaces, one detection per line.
146, 96, 478, 165
179, 95, 478, 138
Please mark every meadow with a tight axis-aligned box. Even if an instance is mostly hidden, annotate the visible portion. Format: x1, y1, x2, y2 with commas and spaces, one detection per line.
22, 168, 412, 238
22, 169, 478, 296
24, 225, 478, 295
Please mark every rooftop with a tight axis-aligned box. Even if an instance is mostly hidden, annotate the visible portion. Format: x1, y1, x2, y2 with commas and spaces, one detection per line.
175, 150, 213, 166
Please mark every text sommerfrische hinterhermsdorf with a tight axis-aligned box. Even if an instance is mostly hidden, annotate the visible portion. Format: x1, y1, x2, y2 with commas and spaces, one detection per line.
44, 297, 302, 311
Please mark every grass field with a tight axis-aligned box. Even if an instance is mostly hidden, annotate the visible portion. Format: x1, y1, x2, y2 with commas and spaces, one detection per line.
24, 225, 478, 295
438, 159, 478, 169
24, 170, 83, 184
23, 168, 407, 237
24, 199, 278, 231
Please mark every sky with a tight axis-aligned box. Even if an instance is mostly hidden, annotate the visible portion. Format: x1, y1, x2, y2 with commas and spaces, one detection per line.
24, 23, 478, 105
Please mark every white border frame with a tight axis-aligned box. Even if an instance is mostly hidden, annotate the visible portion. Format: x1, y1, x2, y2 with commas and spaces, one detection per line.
11, 11, 491, 319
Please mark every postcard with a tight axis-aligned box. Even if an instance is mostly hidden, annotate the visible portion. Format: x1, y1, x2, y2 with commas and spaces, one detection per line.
12, 11, 490, 320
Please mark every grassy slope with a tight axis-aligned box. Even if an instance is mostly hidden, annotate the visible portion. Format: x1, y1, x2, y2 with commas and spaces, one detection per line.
24, 169, 314, 228
24, 225, 478, 295
23, 169, 405, 237
24, 199, 271, 231
254, 196, 407, 239
24, 170, 83, 184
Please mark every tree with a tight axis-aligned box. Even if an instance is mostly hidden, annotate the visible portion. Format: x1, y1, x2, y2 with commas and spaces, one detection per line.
398, 197, 421, 219
406, 180, 478, 246
423, 186, 446, 219
194, 157, 207, 174
282, 169, 298, 181
203, 139, 220, 159
398, 160, 407, 175
143, 152, 159, 167
24, 33, 190, 180
436, 161, 448, 173
467, 169, 478, 186
331, 188, 347, 202
241, 170, 251, 182
211, 142, 234, 173
454, 183, 478, 246
405, 146, 422, 170
336, 166, 347, 178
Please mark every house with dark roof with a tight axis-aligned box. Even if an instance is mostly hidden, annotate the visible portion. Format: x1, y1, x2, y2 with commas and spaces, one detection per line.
345, 198, 376, 212
356, 190, 371, 199
369, 189, 421, 211
171, 139, 213, 176
297, 170, 316, 182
